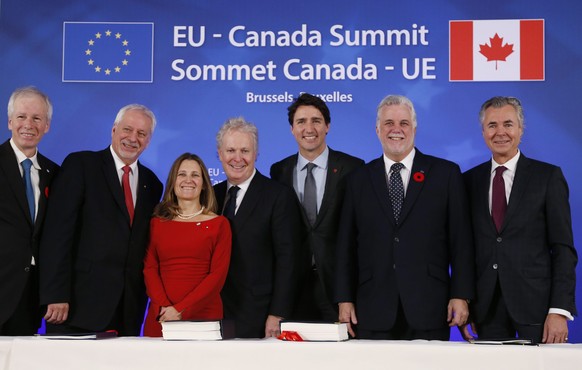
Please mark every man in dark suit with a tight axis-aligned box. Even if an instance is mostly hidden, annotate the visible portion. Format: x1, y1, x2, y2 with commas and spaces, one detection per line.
461, 96, 577, 344
335, 95, 474, 340
40, 104, 162, 336
270, 93, 364, 321
214, 117, 302, 338
0, 87, 59, 335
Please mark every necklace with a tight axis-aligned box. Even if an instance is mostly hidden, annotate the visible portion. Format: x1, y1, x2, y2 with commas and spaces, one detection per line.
176, 207, 204, 220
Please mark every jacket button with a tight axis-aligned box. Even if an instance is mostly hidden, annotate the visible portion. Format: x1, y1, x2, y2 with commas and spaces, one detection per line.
492, 264, 498, 270
496, 237, 502, 243
24, 267, 30, 272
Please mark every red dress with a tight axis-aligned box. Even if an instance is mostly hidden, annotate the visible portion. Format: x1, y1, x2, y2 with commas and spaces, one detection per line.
143, 216, 232, 337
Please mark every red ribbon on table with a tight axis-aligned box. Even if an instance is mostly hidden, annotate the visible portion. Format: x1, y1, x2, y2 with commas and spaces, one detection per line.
277, 331, 304, 341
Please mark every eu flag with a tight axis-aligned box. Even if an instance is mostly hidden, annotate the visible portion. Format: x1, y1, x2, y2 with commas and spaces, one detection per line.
63, 22, 154, 83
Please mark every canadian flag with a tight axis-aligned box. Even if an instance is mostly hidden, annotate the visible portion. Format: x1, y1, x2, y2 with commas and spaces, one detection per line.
449, 19, 544, 81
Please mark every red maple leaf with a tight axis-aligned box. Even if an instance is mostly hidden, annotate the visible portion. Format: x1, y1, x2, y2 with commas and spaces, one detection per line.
479, 33, 514, 70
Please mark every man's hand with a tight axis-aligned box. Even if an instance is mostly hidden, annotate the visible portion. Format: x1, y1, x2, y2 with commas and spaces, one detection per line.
44, 303, 69, 324
459, 322, 477, 341
264, 315, 282, 338
542, 313, 569, 343
338, 302, 358, 337
447, 298, 469, 327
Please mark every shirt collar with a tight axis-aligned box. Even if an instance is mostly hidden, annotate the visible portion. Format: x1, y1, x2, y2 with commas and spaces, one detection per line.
228, 168, 257, 193
109, 145, 138, 173
491, 150, 520, 174
297, 146, 329, 171
383, 148, 416, 172
10, 138, 40, 169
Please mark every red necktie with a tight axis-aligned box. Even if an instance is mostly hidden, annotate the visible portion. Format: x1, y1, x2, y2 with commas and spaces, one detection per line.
491, 166, 507, 232
122, 165, 134, 224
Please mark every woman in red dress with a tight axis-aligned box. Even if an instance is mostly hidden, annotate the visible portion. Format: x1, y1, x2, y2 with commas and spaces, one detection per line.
143, 153, 231, 337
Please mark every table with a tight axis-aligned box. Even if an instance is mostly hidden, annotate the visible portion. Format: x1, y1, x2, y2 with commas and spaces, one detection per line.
1, 337, 581, 370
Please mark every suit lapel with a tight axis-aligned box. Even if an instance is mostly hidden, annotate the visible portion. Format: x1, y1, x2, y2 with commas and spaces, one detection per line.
502, 155, 531, 232
133, 162, 154, 228
279, 155, 296, 188
215, 181, 227, 212
279, 155, 312, 226
233, 171, 265, 230
34, 153, 55, 232
398, 150, 430, 225
0, 141, 34, 225
317, 149, 341, 224
474, 161, 496, 232
369, 156, 395, 223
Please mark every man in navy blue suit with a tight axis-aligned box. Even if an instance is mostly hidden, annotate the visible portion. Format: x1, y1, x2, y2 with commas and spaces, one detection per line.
271, 93, 364, 321
40, 104, 162, 336
335, 95, 474, 340
461, 96, 577, 343
0, 86, 59, 335
214, 117, 302, 338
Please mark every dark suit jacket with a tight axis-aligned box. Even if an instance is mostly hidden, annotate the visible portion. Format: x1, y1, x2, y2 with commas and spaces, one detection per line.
0, 140, 58, 328
270, 148, 364, 312
335, 149, 474, 331
214, 171, 302, 338
39, 148, 162, 335
463, 154, 577, 325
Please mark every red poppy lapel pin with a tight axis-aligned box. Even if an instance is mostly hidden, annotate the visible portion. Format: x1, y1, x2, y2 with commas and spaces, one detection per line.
44, 186, 50, 198
413, 171, 425, 183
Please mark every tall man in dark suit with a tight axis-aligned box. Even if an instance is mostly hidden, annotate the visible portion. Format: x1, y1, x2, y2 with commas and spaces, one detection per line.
461, 96, 577, 344
0, 87, 59, 335
335, 95, 474, 340
214, 117, 302, 338
40, 104, 163, 336
270, 93, 364, 321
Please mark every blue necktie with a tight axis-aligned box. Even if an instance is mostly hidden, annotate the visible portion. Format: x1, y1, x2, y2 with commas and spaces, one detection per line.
21, 158, 35, 221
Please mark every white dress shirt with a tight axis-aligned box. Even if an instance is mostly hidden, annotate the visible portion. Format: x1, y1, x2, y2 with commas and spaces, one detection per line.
382, 148, 416, 195
295, 146, 329, 212
110, 146, 138, 206
226, 169, 257, 215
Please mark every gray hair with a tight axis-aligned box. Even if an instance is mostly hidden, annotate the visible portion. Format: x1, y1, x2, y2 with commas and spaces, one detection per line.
113, 104, 157, 132
216, 116, 259, 152
479, 96, 525, 129
7, 86, 53, 121
376, 95, 417, 127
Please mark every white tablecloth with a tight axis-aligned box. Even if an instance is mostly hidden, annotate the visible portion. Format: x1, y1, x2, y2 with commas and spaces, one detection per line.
1, 337, 581, 370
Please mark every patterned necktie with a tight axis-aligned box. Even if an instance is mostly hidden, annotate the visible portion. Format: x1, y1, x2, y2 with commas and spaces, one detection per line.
21, 158, 35, 221
491, 166, 507, 232
122, 165, 134, 224
224, 185, 240, 220
389, 162, 405, 224
303, 162, 317, 226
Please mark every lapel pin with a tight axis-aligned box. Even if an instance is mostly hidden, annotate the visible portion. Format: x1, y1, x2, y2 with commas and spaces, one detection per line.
413, 171, 425, 183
